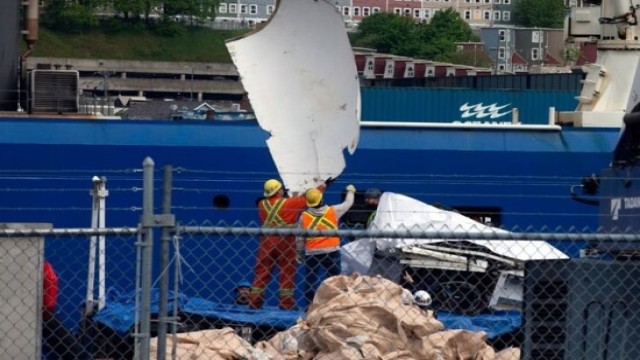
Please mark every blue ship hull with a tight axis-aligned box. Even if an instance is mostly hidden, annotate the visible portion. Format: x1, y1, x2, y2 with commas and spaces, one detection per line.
0, 117, 618, 229
0, 116, 619, 328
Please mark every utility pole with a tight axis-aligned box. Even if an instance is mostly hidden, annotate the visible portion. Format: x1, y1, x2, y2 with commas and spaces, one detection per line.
95, 71, 112, 115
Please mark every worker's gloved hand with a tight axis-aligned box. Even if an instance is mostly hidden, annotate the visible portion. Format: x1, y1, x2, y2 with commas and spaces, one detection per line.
346, 184, 356, 193
296, 252, 305, 264
325, 177, 336, 187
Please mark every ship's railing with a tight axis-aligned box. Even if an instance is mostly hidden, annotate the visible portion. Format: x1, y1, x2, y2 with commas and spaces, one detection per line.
2, 157, 640, 359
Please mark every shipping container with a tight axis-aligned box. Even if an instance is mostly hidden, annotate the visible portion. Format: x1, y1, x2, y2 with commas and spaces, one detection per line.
361, 72, 585, 93
361, 87, 578, 125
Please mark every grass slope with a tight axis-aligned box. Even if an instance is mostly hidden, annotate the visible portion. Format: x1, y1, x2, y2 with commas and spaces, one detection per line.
30, 23, 246, 63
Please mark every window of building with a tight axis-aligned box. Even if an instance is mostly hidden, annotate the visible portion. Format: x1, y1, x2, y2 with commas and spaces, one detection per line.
427, 69, 434, 77
531, 30, 541, 44
464, 10, 471, 19
367, 61, 374, 71
532, 48, 540, 60
494, 11, 501, 20
372, 7, 381, 13
404, 7, 411, 16
499, 29, 506, 41
266, 4, 275, 14
484, 10, 490, 19
353, 7, 360, 16
484, 0, 491, 3
407, 66, 414, 77
219, 3, 227, 13
414, 9, 421, 18
249, 4, 257, 15
239, 4, 248, 14
425, 9, 431, 18
494, 0, 501, 3
498, 64, 506, 71
363, 7, 370, 16
343, 6, 350, 16
394, 8, 402, 15
457, 45, 464, 52
336, 5, 341, 12
386, 64, 394, 76
503, 11, 510, 21
498, 47, 505, 59
229, 3, 237, 13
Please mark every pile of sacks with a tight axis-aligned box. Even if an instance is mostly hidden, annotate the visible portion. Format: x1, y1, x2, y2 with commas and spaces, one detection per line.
151, 274, 519, 359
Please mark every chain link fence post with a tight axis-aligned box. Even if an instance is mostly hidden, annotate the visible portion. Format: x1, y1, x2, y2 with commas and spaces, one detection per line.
135, 157, 155, 360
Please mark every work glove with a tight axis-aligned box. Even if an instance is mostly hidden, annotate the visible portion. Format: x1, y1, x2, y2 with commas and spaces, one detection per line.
325, 177, 336, 187
346, 184, 356, 193
296, 252, 305, 265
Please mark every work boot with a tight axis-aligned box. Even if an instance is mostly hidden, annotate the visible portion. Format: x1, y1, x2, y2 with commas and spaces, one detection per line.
279, 292, 296, 310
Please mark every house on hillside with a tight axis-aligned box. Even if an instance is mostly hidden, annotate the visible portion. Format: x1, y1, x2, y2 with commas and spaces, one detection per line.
480, 27, 565, 73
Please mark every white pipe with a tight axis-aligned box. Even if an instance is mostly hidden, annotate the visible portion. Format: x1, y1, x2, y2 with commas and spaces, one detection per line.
98, 178, 108, 310
85, 177, 100, 316
86, 176, 109, 314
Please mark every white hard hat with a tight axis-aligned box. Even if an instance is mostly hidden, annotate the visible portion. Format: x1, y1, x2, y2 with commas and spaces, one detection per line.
413, 290, 432, 307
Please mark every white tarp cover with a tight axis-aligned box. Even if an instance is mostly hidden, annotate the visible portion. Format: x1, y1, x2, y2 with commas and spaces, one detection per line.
226, 0, 360, 195
342, 192, 569, 275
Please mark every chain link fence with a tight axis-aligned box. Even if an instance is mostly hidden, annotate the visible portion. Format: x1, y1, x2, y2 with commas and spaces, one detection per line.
3, 224, 640, 360
2, 159, 640, 359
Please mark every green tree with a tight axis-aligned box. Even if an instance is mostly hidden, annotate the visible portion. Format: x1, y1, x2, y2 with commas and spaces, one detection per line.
164, 0, 220, 24
560, 45, 581, 65
514, 0, 567, 28
351, 13, 420, 57
42, 0, 99, 33
112, 0, 147, 20
418, 8, 479, 60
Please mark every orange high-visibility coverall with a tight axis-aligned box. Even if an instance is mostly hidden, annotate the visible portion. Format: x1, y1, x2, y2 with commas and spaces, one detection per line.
249, 185, 325, 309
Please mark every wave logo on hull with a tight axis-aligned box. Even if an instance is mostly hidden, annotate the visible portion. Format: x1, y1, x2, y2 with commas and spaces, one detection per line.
460, 102, 512, 119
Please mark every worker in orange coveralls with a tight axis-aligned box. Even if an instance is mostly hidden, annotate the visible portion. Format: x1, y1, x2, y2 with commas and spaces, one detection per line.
249, 178, 331, 310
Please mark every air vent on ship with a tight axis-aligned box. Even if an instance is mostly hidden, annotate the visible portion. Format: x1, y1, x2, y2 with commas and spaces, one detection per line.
28, 70, 79, 113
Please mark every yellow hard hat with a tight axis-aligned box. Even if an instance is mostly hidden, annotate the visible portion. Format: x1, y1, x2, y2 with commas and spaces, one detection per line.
263, 179, 282, 197
305, 188, 323, 207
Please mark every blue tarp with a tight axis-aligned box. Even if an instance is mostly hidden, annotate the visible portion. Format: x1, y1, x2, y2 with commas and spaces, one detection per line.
437, 310, 522, 339
92, 289, 301, 335
93, 288, 521, 339
182, 298, 303, 329
92, 289, 189, 334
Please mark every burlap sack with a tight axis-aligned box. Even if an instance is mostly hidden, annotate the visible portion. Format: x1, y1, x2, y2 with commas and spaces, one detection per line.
150, 327, 262, 360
